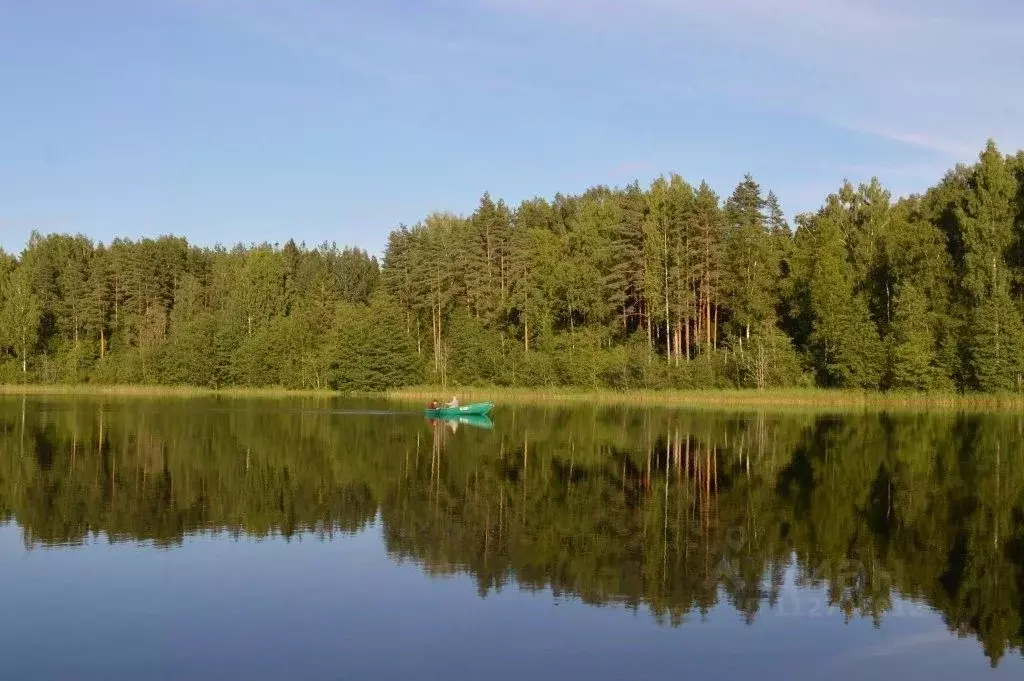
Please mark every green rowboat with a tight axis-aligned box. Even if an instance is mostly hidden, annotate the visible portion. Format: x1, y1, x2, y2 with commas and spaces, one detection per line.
424, 402, 494, 418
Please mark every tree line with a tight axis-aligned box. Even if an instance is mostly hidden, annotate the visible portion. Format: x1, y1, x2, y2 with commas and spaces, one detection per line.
2, 140, 1024, 391
2, 399, 1022, 665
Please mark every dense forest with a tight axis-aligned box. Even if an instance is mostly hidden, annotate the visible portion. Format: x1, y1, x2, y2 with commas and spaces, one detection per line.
1, 399, 1022, 665
2, 141, 1024, 391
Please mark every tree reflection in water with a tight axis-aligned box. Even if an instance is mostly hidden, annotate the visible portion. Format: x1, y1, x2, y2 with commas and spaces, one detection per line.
1, 398, 1021, 667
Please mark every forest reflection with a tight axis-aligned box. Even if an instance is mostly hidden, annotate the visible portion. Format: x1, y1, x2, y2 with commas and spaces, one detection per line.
1, 398, 1022, 667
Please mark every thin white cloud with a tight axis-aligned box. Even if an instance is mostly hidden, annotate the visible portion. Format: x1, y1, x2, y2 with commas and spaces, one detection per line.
475, 0, 1024, 159
182, 0, 1023, 160
180, 0, 431, 89
182, 0, 537, 95
177, 0, 1023, 204
836, 126, 979, 159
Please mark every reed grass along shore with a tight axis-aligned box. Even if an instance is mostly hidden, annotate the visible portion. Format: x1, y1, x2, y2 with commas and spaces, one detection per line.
3, 383, 1023, 412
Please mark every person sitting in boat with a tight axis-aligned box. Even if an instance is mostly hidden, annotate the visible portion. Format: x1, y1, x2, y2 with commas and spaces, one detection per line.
429, 400, 439, 409
447, 396, 460, 408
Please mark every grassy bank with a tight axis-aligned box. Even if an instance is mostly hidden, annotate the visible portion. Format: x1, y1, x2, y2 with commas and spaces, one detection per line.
386, 386, 1024, 412
0, 384, 339, 400
2, 384, 1023, 412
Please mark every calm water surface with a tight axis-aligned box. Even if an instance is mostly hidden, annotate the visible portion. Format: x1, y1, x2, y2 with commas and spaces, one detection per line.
1, 396, 1022, 680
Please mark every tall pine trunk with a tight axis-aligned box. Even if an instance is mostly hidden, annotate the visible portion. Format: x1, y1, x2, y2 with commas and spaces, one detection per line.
500, 253, 506, 307
569, 302, 575, 350
432, 305, 440, 374
713, 303, 719, 351
664, 229, 671, 363
705, 288, 712, 350
646, 305, 653, 354
665, 313, 672, 363
486, 229, 493, 309
693, 292, 700, 356
681, 318, 688, 363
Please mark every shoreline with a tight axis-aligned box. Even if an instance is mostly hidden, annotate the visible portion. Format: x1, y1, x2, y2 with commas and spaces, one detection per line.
385, 387, 1024, 412
0, 384, 338, 399
1, 383, 1022, 412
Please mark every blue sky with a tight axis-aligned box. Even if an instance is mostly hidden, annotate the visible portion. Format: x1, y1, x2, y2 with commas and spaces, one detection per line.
2, 0, 1022, 256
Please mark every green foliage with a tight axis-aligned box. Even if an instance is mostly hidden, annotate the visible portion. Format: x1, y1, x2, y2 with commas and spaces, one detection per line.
3, 141, 1024, 393
159, 311, 217, 386
444, 309, 510, 386
546, 328, 610, 389
725, 174, 775, 336
737, 323, 812, 389
969, 289, 1024, 392
954, 141, 1019, 302
886, 283, 948, 390
0, 265, 42, 376
802, 198, 884, 388
327, 299, 422, 391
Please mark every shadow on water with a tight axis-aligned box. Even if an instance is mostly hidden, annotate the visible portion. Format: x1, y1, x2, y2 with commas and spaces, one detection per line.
0, 397, 1023, 667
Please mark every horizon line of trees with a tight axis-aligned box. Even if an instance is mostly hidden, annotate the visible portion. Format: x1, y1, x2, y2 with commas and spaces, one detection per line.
2, 139, 1024, 391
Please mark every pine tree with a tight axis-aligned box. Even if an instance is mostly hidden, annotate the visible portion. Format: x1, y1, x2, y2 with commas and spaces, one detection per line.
56, 237, 91, 349
411, 213, 462, 378
764, 191, 795, 336
969, 287, 1024, 392
336, 247, 379, 305
381, 227, 421, 348
282, 238, 302, 315
955, 140, 1018, 303
666, 175, 696, 363
690, 182, 725, 352
557, 192, 608, 339
724, 174, 774, 342
238, 246, 286, 338
951, 141, 1023, 390
1011, 150, 1024, 301
887, 282, 940, 390
604, 183, 647, 337
643, 177, 671, 357
805, 200, 884, 388
328, 299, 421, 390
162, 274, 216, 386
765, 191, 790, 238
82, 248, 113, 359
508, 199, 554, 352
295, 250, 343, 333
846, 179, 894, 333
464, 193, 510, 323
508, 222, 555, 353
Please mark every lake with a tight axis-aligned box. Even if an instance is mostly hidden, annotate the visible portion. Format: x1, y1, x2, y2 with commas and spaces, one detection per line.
0, 396, 1022, 680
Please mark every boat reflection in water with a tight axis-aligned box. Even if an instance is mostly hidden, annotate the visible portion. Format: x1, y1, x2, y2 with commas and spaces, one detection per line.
427, 413, 495, 432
